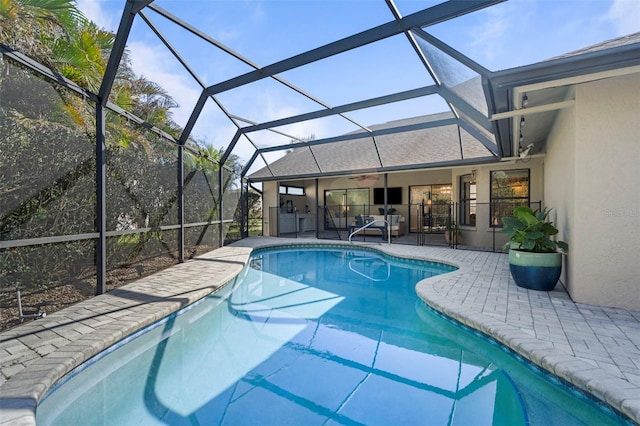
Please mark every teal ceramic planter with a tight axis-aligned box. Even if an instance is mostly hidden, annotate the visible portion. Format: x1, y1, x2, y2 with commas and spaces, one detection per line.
508, 250, 562, 291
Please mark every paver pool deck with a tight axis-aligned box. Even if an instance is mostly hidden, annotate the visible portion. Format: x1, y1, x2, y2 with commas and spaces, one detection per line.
1, 237, 639, 424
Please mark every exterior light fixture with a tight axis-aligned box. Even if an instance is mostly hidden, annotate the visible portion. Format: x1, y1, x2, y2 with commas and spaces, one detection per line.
522, 94, 528, 107
519, 143, 534, 159
520, 116, 525, 127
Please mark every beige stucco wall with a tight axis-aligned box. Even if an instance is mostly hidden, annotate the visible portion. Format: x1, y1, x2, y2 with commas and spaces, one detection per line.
544, 89, 576, 294
264, 160, 545, 245
262, 181, 277, 236
547, 73, 640, 309
451, 159, 545, 249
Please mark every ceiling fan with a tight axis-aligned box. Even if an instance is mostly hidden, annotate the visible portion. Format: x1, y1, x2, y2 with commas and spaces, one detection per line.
348, 174, 379, 182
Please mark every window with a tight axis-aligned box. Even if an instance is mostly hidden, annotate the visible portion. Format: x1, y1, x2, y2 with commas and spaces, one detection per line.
490, 169, 530, 227
279, 185, 304, 196
459, 174, 476, 226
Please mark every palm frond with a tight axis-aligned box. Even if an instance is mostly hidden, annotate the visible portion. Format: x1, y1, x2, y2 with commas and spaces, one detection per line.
20, 0, 86, 32
0, 0, 19, 19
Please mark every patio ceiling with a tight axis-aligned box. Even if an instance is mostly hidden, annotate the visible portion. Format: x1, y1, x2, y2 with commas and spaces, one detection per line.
489, 32, 640, 159
102, 2, 640, 183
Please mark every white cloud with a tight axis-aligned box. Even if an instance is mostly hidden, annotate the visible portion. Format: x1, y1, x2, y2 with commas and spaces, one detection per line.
195, 86, 330, 164
237, 95, 323, 160
467, 5, 513, 63
260, 97, 321, 140
76, 0, 117, 32
127, 41, 202, 132
606, 0, 640, 35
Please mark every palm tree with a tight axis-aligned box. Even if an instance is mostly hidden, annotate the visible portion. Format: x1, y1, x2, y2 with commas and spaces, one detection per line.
51, 21, 113, 93
184, 143, 242, 200
0, 0, 85, 64
128, 76, 180, 134
0, 0, 247, 272
181, 142, 244, 254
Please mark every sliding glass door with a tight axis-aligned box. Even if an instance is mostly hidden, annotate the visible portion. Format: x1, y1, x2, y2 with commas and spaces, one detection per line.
324, 188, 369, 229
409, 184, 452, 233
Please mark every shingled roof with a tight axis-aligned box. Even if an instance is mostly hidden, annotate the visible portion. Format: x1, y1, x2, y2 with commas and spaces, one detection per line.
248, 112, 496, 181
549, 32, 640, 60
247, 31, 640, 182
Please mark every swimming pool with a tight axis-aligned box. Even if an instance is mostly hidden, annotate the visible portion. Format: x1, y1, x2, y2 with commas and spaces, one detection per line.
36, 246, 627, 425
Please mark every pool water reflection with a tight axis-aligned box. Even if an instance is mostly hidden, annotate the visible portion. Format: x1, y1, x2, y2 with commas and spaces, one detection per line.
37, 247, 625, 425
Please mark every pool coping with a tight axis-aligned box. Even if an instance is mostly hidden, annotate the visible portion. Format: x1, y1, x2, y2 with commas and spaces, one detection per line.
1, 238, 639, 424
415, 276, 640, 424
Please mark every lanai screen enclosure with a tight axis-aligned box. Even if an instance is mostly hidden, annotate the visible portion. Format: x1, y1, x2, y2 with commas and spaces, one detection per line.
1, 0, 638, 327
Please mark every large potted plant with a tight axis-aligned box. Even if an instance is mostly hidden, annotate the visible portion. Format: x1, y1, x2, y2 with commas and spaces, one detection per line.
501, 206, 568, 291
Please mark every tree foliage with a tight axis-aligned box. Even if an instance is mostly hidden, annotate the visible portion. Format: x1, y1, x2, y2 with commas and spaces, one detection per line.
0, 0, 248, 322
0, 0, 86, 68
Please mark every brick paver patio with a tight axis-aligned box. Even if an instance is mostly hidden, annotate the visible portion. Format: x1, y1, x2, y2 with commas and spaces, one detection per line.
1, 237, 639, 424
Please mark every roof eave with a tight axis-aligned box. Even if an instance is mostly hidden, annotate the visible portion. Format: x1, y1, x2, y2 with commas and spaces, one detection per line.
487, 42, 640, 157
491, 41, 640, 88
247, 156, 500, 183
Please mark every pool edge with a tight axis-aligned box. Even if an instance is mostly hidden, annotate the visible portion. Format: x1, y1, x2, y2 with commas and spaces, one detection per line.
414, 272, 640, 425
0, 245, 255, 426
1, 239, 638, 425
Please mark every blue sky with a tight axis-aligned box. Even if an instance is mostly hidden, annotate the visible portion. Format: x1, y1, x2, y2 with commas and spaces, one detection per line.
77, 0, 639, 169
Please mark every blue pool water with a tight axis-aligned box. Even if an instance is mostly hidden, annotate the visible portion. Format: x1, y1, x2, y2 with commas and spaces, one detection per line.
37, 247, 626, 425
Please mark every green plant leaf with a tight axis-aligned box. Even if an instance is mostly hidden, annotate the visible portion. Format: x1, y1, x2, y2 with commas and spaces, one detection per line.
524, 230, 544, 240
519, 211, 538, 226
536, 208, 551, 221
541, 222, 559, 235
557, 241, 569, 253
513, 206, 534, 217
503, 206, 569, 253
501, 216, 525, 234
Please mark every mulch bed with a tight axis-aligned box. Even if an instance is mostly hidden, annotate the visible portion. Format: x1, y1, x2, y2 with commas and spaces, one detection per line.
0, 247, 215, 332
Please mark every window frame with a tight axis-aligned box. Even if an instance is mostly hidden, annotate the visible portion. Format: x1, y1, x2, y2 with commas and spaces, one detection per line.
489, 169, 530, 228
458, 174, 476, 226
279, 185, 305, 196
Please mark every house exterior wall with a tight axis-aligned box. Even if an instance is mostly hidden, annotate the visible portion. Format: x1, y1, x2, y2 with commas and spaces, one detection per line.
451, 159, 545, 249
265, 160, 545, 246
548, 73, 640, 309
263, 179, 318, 236
544, 90, 576, 295
262, 181, 278, 236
